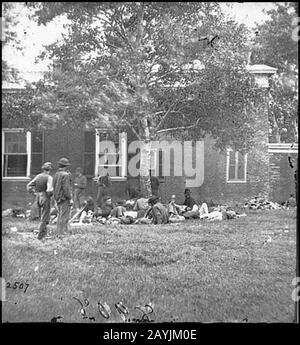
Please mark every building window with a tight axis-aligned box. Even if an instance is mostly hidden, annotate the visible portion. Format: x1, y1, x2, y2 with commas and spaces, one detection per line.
95, 130, 127, 179
226, 149, 247, 183
83, 131, 95, 176
2, 129, 31, 178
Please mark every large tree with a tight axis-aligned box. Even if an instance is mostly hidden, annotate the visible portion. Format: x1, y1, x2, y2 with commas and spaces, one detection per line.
9, 2, 261, 196
251, 2, 298, 143
1, 2, 23, 82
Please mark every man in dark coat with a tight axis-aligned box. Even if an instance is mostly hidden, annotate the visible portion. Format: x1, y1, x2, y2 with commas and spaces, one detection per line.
150, 172, 160, 197
98, 196, 115, 218
73, 167, 87, 210
53, 158, 73, 237
182, 188, 199, 219
96, 172, 111, 206
148, 195, 169, 224
27, 162, 53, 240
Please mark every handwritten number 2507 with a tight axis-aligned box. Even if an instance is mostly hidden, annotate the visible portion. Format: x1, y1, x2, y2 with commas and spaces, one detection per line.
6, 281, 29, 293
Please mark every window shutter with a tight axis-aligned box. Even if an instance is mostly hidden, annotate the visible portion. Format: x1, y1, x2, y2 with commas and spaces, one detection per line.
83, 131, 95, 176
228, 151, 236, 180
237, 152, 245, 180
31, 131, 43, 176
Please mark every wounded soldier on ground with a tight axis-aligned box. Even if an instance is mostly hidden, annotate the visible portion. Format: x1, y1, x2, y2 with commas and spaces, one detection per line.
168, 195, 185, 223
70, 196, 100, 224
182, 189, 200, 219
137, 195, 169, 224
133, 192, 150, 218
97, 197, 135, 224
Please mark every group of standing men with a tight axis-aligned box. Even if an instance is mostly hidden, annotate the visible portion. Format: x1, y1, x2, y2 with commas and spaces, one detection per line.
27, 158, 86, 240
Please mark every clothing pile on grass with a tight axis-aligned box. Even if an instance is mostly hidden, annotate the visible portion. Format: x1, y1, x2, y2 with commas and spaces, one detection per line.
2, 207, 29, 219
200, 204, 247, 222
243, 196, 287, 210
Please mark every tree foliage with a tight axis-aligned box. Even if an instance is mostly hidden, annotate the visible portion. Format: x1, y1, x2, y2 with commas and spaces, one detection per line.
2, 2, 23, 82
3, 2, 266, 195
251, 2, 298, 71
251, 2, 298, 143
23, 2, 261, 151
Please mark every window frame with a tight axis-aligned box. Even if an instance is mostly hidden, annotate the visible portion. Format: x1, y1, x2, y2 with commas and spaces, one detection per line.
2, 128, 31, 180
95, 129, 127, 181
226, 148, 247, 183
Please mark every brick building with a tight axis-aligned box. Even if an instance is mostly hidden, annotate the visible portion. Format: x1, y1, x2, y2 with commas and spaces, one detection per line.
2, 65, 298, 209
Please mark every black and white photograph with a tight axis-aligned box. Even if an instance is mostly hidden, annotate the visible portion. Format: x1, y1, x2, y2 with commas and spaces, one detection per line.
1, 1, 298, 327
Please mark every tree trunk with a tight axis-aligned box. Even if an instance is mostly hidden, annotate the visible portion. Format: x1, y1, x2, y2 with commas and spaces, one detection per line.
134, 5, 152, 198
139, 116, 152, 197
139, 139, 152, 198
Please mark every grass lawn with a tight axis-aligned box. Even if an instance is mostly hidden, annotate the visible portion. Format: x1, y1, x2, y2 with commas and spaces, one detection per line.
2, 209, 297, 323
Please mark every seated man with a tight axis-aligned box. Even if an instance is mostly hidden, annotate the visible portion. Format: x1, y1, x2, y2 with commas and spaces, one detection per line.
99, 197, 130, 224
286, 194, 296, 208
182, 189, 199, 219
78, 196, 98, 224
110, 200, 126, 218
168, 195, 185, 223
69, 196, 98, 224
98, 196, 115, 218
135, 203, 153, 224
135, 196, 167, 225
133, 193, 151, 218
149, 195, 169, 224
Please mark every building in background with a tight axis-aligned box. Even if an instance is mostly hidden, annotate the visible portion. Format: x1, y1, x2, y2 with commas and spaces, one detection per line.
2, 65, 298, 209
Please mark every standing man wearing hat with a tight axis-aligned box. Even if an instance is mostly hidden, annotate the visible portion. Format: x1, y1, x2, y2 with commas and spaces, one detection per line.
53, 158, 73, 237
27, 162, 54, 240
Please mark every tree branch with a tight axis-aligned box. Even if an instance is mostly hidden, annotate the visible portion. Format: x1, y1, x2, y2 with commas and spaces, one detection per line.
105, 41, 120, 50
123, 117, 141, 140
153, 100, 180, 133
95, 13, 133, 51
135, 3, 145, 49
147, 59, 191, 87
155, 117, 202, 136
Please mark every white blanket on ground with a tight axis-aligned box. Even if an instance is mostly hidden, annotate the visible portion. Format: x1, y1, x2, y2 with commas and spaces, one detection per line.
124, 211, 138, 218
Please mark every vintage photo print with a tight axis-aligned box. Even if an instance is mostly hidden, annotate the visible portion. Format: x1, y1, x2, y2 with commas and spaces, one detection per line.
1, 1, 298, 331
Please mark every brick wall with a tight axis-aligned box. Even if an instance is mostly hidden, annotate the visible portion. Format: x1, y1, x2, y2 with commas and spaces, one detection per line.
269, 152, 297, 203
164, 90, 271, 206
2, 180, 35, 209
44, 128, 84, 173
